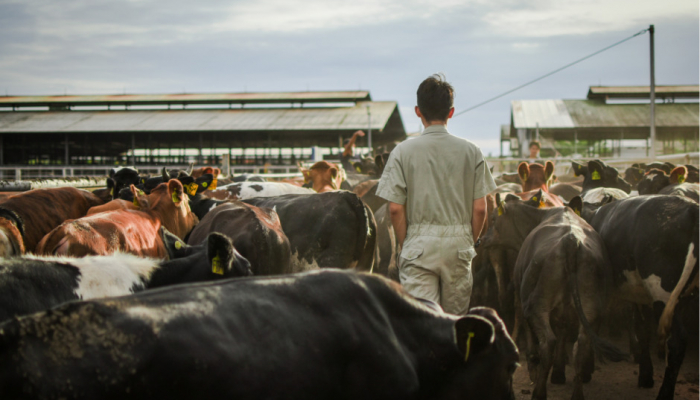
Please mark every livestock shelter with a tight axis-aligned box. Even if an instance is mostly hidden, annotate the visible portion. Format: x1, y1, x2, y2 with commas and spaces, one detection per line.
507, 85, 699, 158
0, 91, 406, 168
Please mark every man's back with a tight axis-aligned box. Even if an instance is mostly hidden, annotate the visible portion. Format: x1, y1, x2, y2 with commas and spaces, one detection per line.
378, 125, 492, 231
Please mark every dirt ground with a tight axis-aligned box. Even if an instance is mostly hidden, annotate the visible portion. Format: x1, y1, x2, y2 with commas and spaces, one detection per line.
511, 334, 699, 400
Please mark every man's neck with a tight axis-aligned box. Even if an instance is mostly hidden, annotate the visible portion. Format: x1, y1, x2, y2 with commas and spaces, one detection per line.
422, 121, 447, 128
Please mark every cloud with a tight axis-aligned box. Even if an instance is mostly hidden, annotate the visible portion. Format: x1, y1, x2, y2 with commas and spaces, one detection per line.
482, 0, 698, 37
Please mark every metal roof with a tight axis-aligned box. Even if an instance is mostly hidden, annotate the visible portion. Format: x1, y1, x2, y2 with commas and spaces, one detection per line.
587, 85, 699, 101
0, 91, 372, 108
511, 99, 699, 140
0, 101, 395, 134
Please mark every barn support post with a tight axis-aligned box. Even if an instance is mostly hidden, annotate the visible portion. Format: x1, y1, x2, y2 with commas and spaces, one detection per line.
198, 132, 203, 164
649, 24, 657, 160
130, 133, 136, 165
0, 134, 4, 166
64, 134, 69, 166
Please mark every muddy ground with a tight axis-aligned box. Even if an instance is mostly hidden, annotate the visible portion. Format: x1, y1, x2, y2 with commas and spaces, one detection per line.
511, 332, 699, 400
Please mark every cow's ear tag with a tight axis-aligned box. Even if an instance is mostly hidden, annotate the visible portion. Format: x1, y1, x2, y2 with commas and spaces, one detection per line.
186, 183, 198, 196
522, 173, 528, 181
539, 199, 546, 209
202, 182, 208, 188
464, 332, 476, 362
172, 191, 181, 203
355, 166, 362, 173
532, 196, 537, 202
678, 176, 686, 184
211, 254, 224, 275
497, 202, 504, 216
209, 179, 217, 190
574, 209, 581, 216
174, 241, 183, 250
109, 188, 114, 196
591, 170, 601, 180
132, 197, 140, 208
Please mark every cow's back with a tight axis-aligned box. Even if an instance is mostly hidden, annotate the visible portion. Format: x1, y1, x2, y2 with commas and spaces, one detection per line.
0, 188, 103, 252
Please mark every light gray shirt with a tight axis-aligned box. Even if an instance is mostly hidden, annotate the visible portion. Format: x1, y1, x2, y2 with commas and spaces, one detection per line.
376, 125, 497, 237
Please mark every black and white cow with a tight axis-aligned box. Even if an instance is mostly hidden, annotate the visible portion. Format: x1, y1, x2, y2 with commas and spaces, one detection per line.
0, 270, 519, 400
637, 166, 699, 203
211, 181, 314, 200
574, 194, 699, 400
243, 191, 377, 272
0, 232, 250, 322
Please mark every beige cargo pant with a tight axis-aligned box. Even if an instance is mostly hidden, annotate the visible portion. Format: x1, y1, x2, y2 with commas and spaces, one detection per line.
398, 224, 477, 315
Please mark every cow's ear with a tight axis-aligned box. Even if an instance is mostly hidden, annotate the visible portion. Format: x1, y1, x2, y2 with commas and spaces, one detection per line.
106, 178, 116, 198
669, 166, 688, 184
572, 161, 587, 177
504, 194, 520, 202
454, 315, 495, 363
160, 226, 187, 260
330, 168, 339, 189
587, 160, 604, 181
568, 196, 583, 217
130, 185, 142, 208
544, 161, 555, 182
207, 233, 236, 276
301, 168, 311, 183
0, 208, 25, 239
168, 180, 185, 205
517, 162, 530, 183
527, 189, 545, 208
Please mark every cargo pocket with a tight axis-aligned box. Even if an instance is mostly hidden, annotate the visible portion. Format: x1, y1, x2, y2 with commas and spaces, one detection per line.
401, 247, 424, 261
457, 248, 477, 263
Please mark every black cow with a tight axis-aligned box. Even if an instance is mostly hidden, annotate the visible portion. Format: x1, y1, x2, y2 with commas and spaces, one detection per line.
0, 232, 250, 322
372, 203, 398, 281
242, 191, 377, 272
108, 167, 141, 200
573, 195, 699, 400
0, 270, 519, 400
572, 160, 631, 194
187, 202, 292, 275
484, 196, 625, 400
637, 166, 699, 203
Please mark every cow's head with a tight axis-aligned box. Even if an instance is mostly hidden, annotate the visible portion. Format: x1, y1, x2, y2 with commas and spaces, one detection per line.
623, 166, 646, 190
0, 208, 25, 257
574, 160, 631, 194
685, 165, 699, 183
307, 161, 344, 193
191, 166, 221, 179
109, 167, 140, 200
206, 232, 253, 277
440, 307, 519, 400
518, 161, 554, 192
637, 169, 669, 195
145, 180, 199, 240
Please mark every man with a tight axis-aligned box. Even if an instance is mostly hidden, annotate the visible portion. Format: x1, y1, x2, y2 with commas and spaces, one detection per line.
341, 130, 365, 173
528, 140, 541, 163
375, 74, 496, 315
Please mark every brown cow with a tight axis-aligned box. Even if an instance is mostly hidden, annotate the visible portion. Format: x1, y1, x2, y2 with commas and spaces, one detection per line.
36, 180, 198, 258
0, 187, 103, 256
187, 201, 292, 275
191, 166, 221, 179
301, 161, 344, 193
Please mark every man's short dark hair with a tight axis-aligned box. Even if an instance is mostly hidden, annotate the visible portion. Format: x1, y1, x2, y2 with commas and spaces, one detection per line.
417, 73, 454, 122
529, 141, 541, 149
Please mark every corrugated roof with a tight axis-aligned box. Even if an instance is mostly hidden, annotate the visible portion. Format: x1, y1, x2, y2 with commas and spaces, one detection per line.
0, 101, 396, 133
0, 91, 372, 108
587, 85, 699, 100
511, 100, 698, 129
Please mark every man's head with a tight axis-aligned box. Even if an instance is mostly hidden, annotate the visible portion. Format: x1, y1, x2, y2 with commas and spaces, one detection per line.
415, 73, 455, 125
528, 141, 540, 158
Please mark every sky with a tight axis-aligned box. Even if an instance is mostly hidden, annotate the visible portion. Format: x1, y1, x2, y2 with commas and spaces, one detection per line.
1, 0, 698, 157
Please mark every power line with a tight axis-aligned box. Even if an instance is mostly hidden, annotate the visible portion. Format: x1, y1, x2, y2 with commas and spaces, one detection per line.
454, 27, 650, 117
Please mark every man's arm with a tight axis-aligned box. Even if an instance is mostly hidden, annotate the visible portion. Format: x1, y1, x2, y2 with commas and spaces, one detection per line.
471, 196, 487, 243
389, 201, 408, 248
343, 130, 365, 157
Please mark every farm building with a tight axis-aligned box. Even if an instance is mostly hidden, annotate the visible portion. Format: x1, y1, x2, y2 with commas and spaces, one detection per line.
0, 91, 406, 168
505, 85, 699, 158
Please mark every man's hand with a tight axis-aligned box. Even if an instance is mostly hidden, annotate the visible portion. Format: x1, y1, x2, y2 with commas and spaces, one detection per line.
353, 130, 365, 138
471, 196, 487, 243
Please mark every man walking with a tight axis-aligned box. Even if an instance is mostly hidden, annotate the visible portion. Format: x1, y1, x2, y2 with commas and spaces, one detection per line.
375, 74, 496, 315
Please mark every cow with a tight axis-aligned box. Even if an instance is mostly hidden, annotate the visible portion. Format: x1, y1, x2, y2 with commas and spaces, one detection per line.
208, 181, 314, 200
299, 160, 344, 193
572, 195, 698, 400
517, 161, 555, 192
187, 202, 292, 276
548, 183, 582, 202
36, 180, 199, 258
0, 187, 103, 256
190, 166, 221, 179
486, 196, 626, 400
637, 166, 699, 203
242, 191, 377, 272
0, 232, 249, 322
572, 160, 631, 194
108, 166, 141, 200
372, 203, 399, 282
0, 270, 519, 400
491, 183, 523, 195
581, 187, 629, 203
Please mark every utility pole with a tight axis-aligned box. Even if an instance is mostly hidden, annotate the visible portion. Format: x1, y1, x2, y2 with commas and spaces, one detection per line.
649, 24, 656, 159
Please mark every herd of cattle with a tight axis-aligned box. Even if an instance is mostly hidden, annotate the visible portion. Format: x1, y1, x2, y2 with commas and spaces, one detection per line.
0, 155, 695, 399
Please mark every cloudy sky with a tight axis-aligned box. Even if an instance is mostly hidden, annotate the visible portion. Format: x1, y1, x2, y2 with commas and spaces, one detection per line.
1, 0, 698, 156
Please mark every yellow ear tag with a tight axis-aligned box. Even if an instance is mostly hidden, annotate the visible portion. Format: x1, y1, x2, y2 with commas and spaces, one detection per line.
678, 176, 686, 184
591, 170, 601, 180
211, 255, 224, 275
172, 191, 180, 203
539, 199, 546, 209
575, 209, 581, 216
186, 183, 199, 196
497, 206, 503, 216
208, 179, 217, 190
355, 166, 362, 173
201, 182, 207, 188
532, 196, 537, 202
109, 188, 114, 196
522, 173, 528, 181
464, 332, 476, 362
132, 197, 139, 208
174, 241, 182, 250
